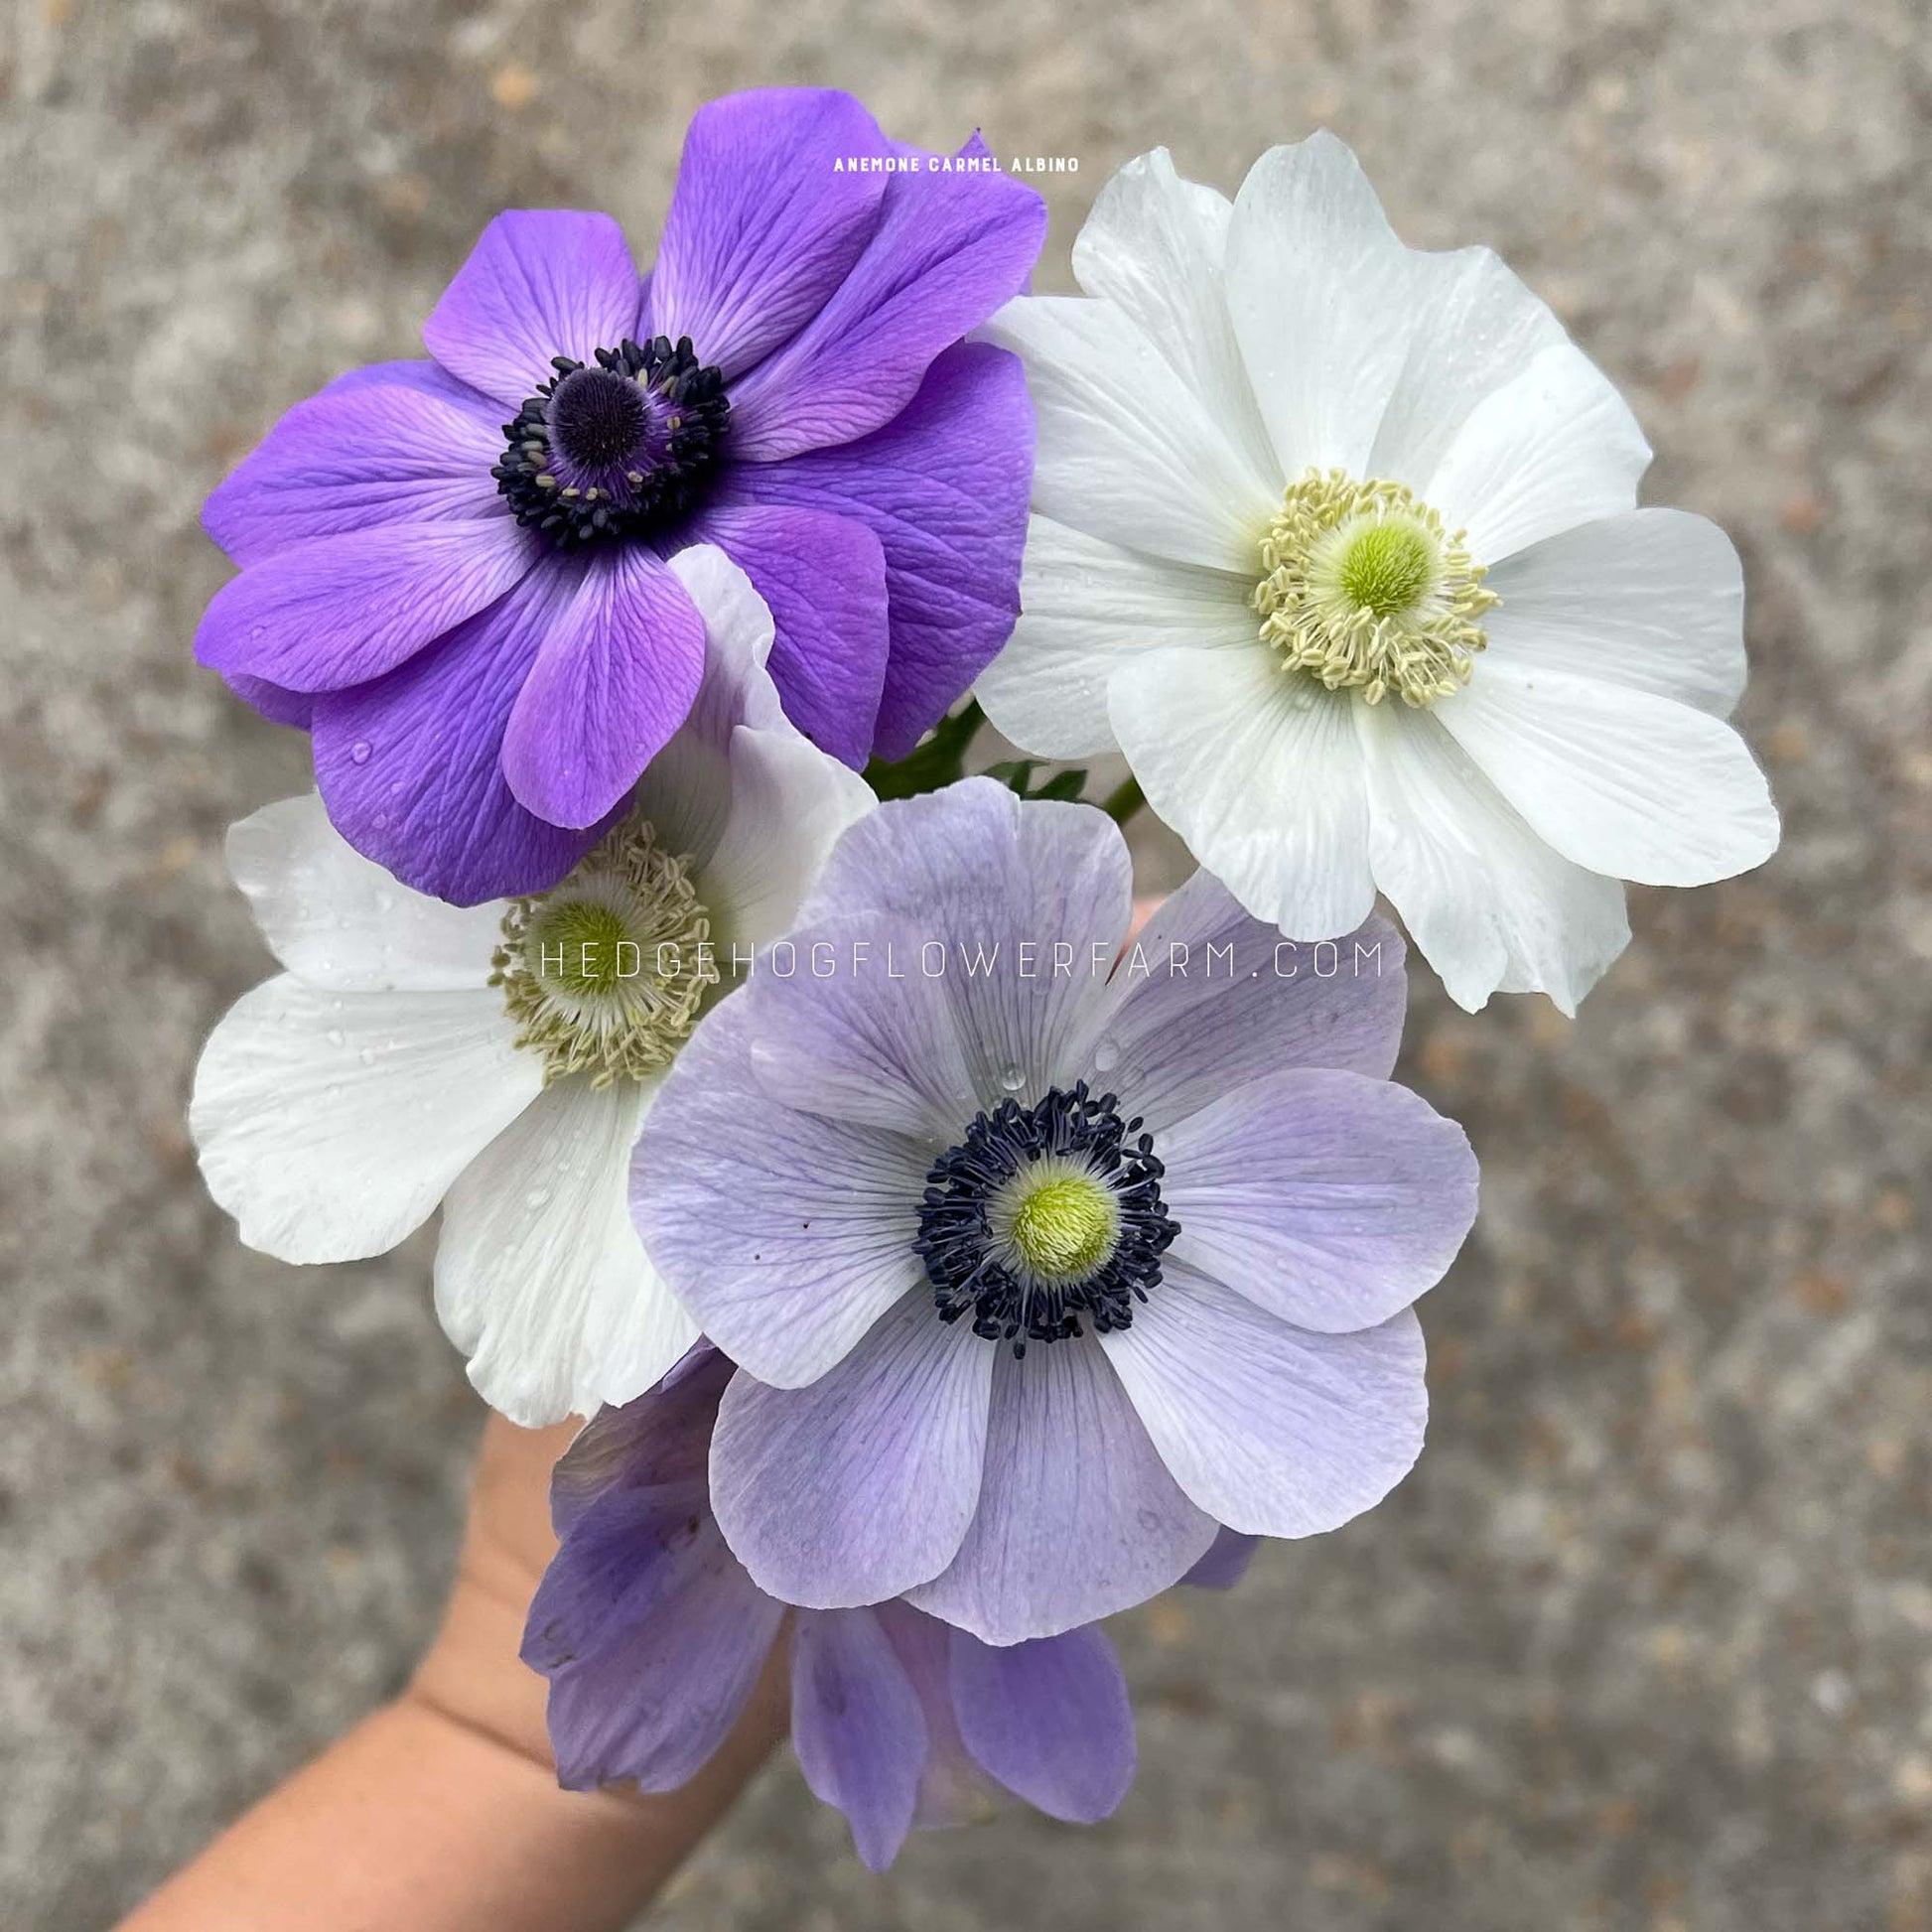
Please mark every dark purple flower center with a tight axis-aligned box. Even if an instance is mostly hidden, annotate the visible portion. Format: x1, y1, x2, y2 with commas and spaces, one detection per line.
913, 1082, 1178, 1357
492, 336, 730, 550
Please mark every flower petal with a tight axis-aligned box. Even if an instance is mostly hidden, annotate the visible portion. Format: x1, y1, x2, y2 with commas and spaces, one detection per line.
727, 134, 1045, 462
983, 294, 1275, 572
1224, 131, 1421, 479
1436, 662, 1779, 887
1482, 508, 1747, 717
949, 1623, 1137, 1824
195, 519, 535, 694
644, 88, 892, 378
202, 375, 504, 568
1180, 1528, 1261, 1590
725, 342, 1034, 761
709, 1294, 993, 1606
500, 545, 707, 830
311, 563, 610, 906
690, 503, 890, 768
870, 1602, 997, 1828
1070, 147, 1279, 486
791, 1607, 929, 1871
435, 1076, 696, 1428
190, 979, 540, 1261
1358, 699, 1630, 1014
1158, 1067, 1477, 1334
224, 792, 506, 991
1426, 343, 1651, 563
424, 210, 642, 408
1110, 645, 1377, 940
632, 989, 933, 1387
1100, 1264, 1429, 1538
905, 1335, 1216, 1646
976, 515, 1259, 762
525, 1478, 783, 1792
1094, 877, 1407, 1130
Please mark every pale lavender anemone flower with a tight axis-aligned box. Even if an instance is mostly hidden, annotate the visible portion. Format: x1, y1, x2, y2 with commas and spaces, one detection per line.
633, 778, 1479, 1647
196, 88, 1043, 904
524, 1345, 1241, 1868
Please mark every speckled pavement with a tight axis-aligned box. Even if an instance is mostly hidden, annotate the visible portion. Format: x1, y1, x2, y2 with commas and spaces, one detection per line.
4, 2, 1929, 1927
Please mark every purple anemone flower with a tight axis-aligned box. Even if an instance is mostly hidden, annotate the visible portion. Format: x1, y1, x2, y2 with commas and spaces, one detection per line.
633, 778, 1479, 1646
523, 1345, 1212, 1869
196, 89, 1044, 904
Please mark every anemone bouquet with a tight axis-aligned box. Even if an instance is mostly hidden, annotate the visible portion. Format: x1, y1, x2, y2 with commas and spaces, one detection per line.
189, 89, 1777, 1867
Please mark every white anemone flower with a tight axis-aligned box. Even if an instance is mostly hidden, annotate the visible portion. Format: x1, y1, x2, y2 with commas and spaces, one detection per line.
978, 134, 1779, 1012
191, 549, 874, 1425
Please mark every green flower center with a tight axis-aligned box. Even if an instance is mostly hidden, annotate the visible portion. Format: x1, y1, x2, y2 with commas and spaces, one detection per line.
1254, 470, 1497, 708
491, 818, 716, 1086
1000, 1168, 1121, 1283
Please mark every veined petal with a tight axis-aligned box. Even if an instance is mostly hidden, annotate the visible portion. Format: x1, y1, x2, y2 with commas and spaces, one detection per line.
1482, 508, 1747, 717
1436, 661, 1779, 887
424, 210, 643, 409
191, 979, 540, 1262
1181, 1528, 1262, 1590
1224, 132, 1421, 479
1426, 342, 1651, 563
983, 294, 1276, 573
1100, 1265, 1429, 1539
905, 1335, 1216, 1646
976, 515, 1259, 762
1358, 699, 1630, 1014
435, 1076, 696, 1428
1110, 645, 1377, 941
709, 1295, 993, 1607
1158, 1067, 1477, 1333
224, 792, 506, 992
1071, 147, 1279, 486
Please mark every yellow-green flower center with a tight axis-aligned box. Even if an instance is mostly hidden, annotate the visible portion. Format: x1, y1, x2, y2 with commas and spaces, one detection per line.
492, 818, 717, 1086
1002, 1169, 1120, 1282
1254, 470, 1497, 707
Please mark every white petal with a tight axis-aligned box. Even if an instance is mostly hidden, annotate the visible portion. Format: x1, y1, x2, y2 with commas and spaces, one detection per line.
435, 1075, 695, 1427
1224, 131, 1421, 479
226, 793, 504, 992
1437, 663, 1779, 887
191, 979, 540, 1261
1367, 243, 1570, 490
982, 294, 1276, 572
1483, 509, 1747, 717
977, 516, 1260, 760
1426, 343, 1651, 563
1109, 645, 1376, 939
1358, 702, 1629, 1015
1070, 148, 1279, 486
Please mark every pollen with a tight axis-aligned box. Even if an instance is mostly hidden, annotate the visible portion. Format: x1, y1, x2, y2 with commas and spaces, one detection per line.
1007, 1172, 1120, 1281
1254, 470, 1498, 708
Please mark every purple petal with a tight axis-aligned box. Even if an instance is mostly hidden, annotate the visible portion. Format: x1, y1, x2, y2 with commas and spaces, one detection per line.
424, 209, 642, 408
194, 519, 535, 692
203, 374, 504, 568
790, 1607, 929, 1871
687, 503, 889, 767
1180, 1528, 1262, 1591
223, 671, 313, 729
523, 1476, 783, 1791
1158, 1067, 1478, 1334
949, 1622, 1137, 1824
1100, 1263, 1429, 1539
499, 545, 706, 829
1096, 875, 1409, 1131
725, 342, 1033, 760
906, 1335, 1215, 1646
727, 134, 1047, 463
311, 562, 609, 904
632, 988, 934, 1388
871, 1601, 997, 1827
312, 358, 490, 407
644, 89, 892, 377
709, 1294, 993, 1607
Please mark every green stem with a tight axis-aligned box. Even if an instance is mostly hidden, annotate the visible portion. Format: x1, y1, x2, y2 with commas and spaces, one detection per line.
1100, 773, 1145, 825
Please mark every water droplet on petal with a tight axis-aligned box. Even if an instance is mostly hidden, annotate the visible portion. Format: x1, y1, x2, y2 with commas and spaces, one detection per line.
325, 1028, 345, 1046
526, 1185, 552, 1209
371, 812, 388, 830
348, 741, 372, 765
1091, 1035, 1120, 1073
999, 1064, 1026, 1093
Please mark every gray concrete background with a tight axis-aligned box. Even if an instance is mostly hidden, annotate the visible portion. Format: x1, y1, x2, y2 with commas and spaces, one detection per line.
3, 1, 1929, 1926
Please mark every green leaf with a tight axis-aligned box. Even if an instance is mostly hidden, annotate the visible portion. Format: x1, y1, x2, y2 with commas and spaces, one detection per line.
986, 759, 1091, 803
863, 700, 984, 801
